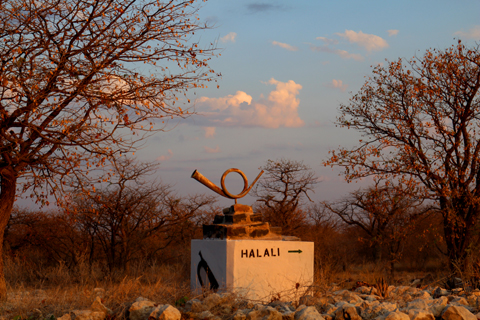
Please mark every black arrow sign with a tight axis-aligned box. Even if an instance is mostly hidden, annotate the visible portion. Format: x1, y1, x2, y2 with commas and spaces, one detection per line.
288, 249, 303, 254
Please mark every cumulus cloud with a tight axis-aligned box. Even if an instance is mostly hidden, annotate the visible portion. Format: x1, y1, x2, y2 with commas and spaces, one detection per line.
336, 30, 388, 51
221, 32, 237, 43
387, 29, 399, 37
204, 145, 220, 153
310, 45, 363, 61
272, 41, 298, 51
454, 25, 480, 39
196, 78, 304, 128
327, 79, 348, 92
157, 149, 173, 161
316, 37, 339, 45
204, 127, 216, 138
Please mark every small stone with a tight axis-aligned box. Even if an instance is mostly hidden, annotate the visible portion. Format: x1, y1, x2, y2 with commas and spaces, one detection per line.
299, 295, 318, 306
334, 304, 361, 320
428, 296, 449, 317
129, 300, 156, 320
203, 293, 223, 310
295, 305, 324, 320
246, 305, 283, 320
185, 299, 206, 313
451, 297, 469, 306
233, 310, 247, 320
384, 311, 410, 320
149, 305, 182, 320
441, 305, 476, 320
194, 311, 216, 320
91, 296, 112, 315
407, 309, 435, 320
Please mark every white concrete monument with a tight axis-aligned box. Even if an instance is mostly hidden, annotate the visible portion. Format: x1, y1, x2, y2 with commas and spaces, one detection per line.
190, 169, 314, 302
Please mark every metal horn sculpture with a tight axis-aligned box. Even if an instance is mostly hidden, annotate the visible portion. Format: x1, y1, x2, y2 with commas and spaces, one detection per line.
191, 168, 264, 204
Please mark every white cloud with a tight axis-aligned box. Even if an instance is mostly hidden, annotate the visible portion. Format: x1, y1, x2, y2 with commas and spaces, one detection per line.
336, 30, 388, 51
387, 29, 399, 37
157, 149, 173, 161
336, 49, 364, 61
328, 79, 348, 92
310, 45, 363, 61
204, 127, 216, 138
204, 145, 220, 153
316, 37, 339, 45
272, 41, 298, 51
196, 78, 304, 128
221, 32, 237, 43
454, 25, 480, 39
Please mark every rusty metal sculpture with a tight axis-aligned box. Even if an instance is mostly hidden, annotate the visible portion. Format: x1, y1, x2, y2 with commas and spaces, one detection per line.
191, 168, 264, 204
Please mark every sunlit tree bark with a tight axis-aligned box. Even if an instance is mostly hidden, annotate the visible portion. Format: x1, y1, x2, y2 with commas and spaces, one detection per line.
324, 41, 480, 272
0, 0, 218, 299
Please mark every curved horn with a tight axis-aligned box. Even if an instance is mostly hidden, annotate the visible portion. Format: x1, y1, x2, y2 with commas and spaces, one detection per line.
192, 168, 264, 200
191, 170, 232, 199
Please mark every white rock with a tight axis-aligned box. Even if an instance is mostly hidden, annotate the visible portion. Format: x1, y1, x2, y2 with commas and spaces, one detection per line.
427, 297, 449, 317
334, 304, 361, 320
195, 311, 216, 320
384, 311, 410, 320
203, 293, 223, 310
129, 300, 156, 320
149, 304, 181, 320
246, 305, 282, 320
405, 299, 429, 311
441, 305, 476, 320
407, 309, 435, 320
295, 305, 324, 320
233, 309, 247, 320
91, 296, 112, 315
451, 297, 469, 306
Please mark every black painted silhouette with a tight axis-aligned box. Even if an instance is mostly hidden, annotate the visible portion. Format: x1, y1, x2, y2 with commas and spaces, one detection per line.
197, 251, 219, 291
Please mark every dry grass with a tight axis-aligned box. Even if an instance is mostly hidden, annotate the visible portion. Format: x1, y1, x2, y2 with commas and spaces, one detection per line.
1, 256, 451, 319
2, 256, 192, 319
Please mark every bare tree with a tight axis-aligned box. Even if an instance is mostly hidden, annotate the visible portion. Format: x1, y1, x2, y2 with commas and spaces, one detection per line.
66, 158, 217, 272
0, 0, 218, 298
323, 182, 431, 275
324, 41, 480, 271
253, 158, 318, 236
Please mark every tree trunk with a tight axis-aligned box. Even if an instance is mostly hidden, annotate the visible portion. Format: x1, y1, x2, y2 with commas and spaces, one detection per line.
442, 206, 471, 273
0, 168, 17, 301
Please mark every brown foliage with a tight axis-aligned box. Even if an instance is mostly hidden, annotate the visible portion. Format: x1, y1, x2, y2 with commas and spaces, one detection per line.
0, 0, 219, 298
324, 41, 480, 272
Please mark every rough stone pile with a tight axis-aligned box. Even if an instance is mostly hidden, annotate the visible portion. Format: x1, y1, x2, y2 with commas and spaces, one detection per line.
203, 204, 283, 240
54, 284, 480, 320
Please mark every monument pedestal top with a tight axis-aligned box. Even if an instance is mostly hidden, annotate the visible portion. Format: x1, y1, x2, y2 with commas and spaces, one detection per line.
203, 204, 283, 240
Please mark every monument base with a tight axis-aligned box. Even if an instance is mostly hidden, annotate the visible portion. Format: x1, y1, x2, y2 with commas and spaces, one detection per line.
191, 239, 314, 302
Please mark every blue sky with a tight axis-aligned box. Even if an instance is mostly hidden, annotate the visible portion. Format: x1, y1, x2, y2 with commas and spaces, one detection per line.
138, 0, 480, 208
16, 0, 480, 209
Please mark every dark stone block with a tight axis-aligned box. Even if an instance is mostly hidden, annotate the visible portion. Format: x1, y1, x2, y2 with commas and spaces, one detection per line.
224, 213, 248, 224
227, 226, 247, 237
249, 228, 269, 238
250, 214, 263, 223
213, 214, 225, 224
203, 225, 226, 239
